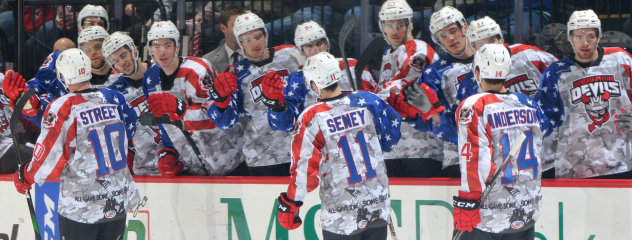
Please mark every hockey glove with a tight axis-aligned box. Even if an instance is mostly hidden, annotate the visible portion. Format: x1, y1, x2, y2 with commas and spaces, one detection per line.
3, 69, 40, 117
157, 148, 184, 178
147, 93, 187, 122
402, 81, 445, 121
452, 190, 482, 232
386, 91, 418, 121
615, 107, 632, 133
277, 192, 303, 230
261, 70, 286, 111
210, 66, 238, 109
13, 161, 34, 194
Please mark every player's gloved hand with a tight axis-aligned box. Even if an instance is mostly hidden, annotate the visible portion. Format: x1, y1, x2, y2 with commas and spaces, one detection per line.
157, 148, 184, 178
13, 161, 34, 194
210, 66, 238, 109
261, 70, 286, 111
277, 192, 303, 230
147, 93, 187, 122
386, 91, 418, 121
615, 107, 632, 133
453, 190, 481, 232
2, 69, 40, 117
402, 81, 445, 121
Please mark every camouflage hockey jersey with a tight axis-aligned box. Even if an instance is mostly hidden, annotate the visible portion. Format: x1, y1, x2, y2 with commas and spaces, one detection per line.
287, 91, 401, 235
267, 58, 377, 132
435, 44, 559, 170
456, 91, 552, 234
26, 51, 121, 127
207, 46, 300, 167
412, 55, 474, 167
143, 57, 244, 175
25, 88, 139, 224
379, 39, 440, 160
535, 47, 632, 178
108, 77, 164, 175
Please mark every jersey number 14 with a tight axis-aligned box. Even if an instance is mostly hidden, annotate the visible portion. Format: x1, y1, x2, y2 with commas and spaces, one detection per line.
338, 131, 377, 185
88, 122, 128, 176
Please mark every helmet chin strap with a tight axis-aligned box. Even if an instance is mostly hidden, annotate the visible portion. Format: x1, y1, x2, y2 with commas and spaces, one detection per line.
247, 48, 268, 62
93, 61, 107, 72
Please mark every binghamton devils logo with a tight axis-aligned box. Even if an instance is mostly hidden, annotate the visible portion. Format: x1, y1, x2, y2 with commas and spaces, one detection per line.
249, 69, 290, 103
453, 73, 469, 92
570, 75, 621, 132
505, 74, 538, 97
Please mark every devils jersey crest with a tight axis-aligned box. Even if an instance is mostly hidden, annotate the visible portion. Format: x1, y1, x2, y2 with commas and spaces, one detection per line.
249, 69, 290, 103
570, 75, 621, 132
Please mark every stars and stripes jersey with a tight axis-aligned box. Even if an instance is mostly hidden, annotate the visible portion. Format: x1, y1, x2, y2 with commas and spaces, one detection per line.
25, 51, 122, 127
378, 39, 438, 88
456, 91, 552, 234
24, 88, 139, 224
143, 57, 244, 175
432, 44, 558, 170
108, 78, 164, 175
287, 91, 401, 235
410, 55, 474, 167
534, 47, 632, 178
375, 79, 444, 160
207, 45, 300, 167
267, 58, 377, 132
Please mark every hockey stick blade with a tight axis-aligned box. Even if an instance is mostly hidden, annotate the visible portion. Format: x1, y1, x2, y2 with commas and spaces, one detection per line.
9, 88, 42, 240
139, 113, 173, 126
339, 14, 359, 91
354, 37, 388, 91
453, 133, 526, 240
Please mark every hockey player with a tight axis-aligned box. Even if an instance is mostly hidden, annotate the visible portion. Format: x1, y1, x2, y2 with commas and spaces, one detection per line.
13, 48, 139, 240
277, 52, 401, 239
453, 44, 551, 239
2, 26, 121, 127
142, 21, 245, 176
401, 6, 475, 177
377, 0, 440, 177
207, 12, 300, 176
264, 20, 377, 132
535, 10, 632, 179
77, 5, 109, 32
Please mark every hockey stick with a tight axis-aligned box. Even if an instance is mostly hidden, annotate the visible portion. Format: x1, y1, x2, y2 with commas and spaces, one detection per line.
10, 88, 42, 240
453, 133, 526, 240
138, 113, 210, 176
339, 14, 359, 91
354, 37, 388, 91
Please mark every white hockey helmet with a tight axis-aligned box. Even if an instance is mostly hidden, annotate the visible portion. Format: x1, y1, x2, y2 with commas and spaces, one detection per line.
567, 10, 602, 39
473, 44, 511, 87
294, 21, 329, 53
102, 32, 139, 76
56, 48, 92, 86
378, 0, 414, 42
233, 13, 268, 50
303, 52, 341, 92
468, 16, 503, 51
78, 26, 109, 47
429, 6, 467, 45
147, 21, 181, 68
78, 5, 109, 31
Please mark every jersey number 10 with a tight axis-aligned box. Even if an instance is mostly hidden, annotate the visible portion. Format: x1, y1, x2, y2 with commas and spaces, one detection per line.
88, 122, 128, 176
338, 131, 377, 185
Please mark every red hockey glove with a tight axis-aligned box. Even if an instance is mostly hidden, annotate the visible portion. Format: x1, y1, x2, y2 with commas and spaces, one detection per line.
157, 148, 184, 178
277, 192, 303, 230
386, 91, 417, 121
147, 93, 187, 122
261, 70, 286, 111
402, 81, 444, 121
13, 161, 34, 194
453, 190, 482, 232
210, 66, 238, 109
2, 69, 40, 117
615, 107, 632, 133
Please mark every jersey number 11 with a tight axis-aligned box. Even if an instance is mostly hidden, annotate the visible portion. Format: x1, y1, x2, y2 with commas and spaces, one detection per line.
338, 131, 377, 185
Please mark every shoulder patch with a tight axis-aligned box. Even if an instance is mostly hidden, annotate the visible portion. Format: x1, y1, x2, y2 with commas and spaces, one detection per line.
459, 107, 473, 124
409, 55, 427, 72
42, 111, 57, 128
